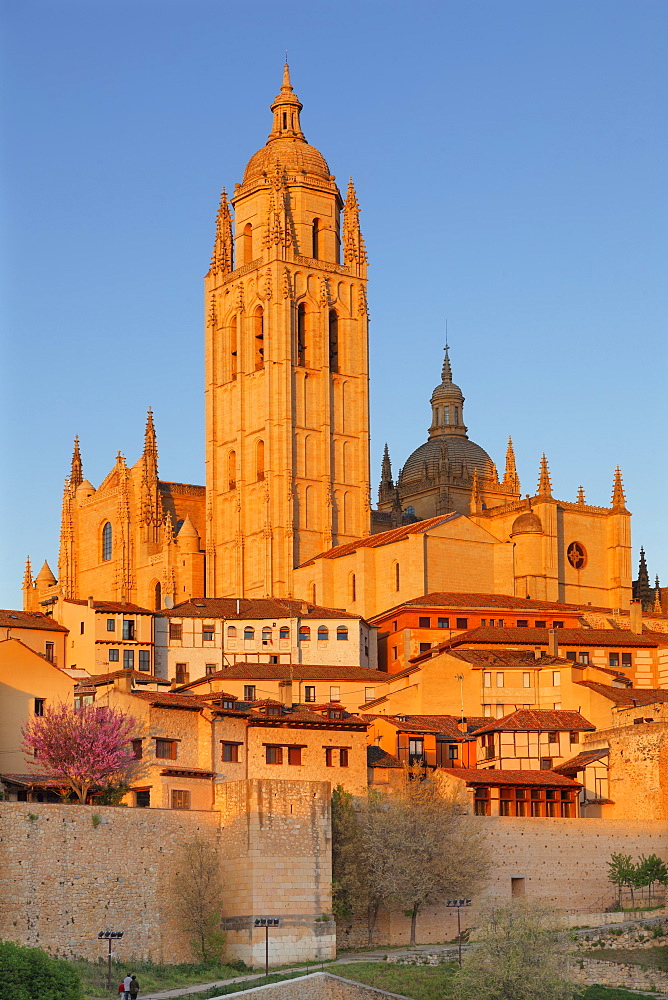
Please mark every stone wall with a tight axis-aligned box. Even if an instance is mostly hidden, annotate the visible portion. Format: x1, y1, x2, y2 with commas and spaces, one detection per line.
585, 721, 668, 819
0, 778, 335, 967
217, 972, 413, 999
570, 958, 668, 994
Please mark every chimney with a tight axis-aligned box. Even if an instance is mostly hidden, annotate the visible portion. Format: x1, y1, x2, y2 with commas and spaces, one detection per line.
236, 599, 240, 614
534, 646, 542, 660
301, 601, 309, 614
547, 629, 559, 658
280, 678, 293, 708
114, 672, 132, 694
630, 600, 642, 635
87, 596, 95, 608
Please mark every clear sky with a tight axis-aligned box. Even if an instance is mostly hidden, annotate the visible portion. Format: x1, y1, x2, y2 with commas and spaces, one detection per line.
1, 0, 666, 609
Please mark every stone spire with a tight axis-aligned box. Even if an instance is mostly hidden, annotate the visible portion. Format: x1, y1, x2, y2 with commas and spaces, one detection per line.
536, 455, 552, 498
502, 437, 520, 493
611, 467, 626, 509
343, 178, 367, 271
378, 444, 394, 505
140, 409, 161, 528
268, 63, 305, 141
577, 485, 586, 504
210, 188, 234, 276
23, 556, 33, 590
143, 408, 158, 482
429, 344, 467, 440
635, 547, 652, 610
441, 343, 453, 383
469, 468, 483, 514
70, 436, 83, 490
654, 577, 662, 614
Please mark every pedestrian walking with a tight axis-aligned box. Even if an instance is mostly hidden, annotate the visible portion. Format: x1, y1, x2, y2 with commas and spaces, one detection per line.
123, 973, 133, 999
129, 974, 140, 998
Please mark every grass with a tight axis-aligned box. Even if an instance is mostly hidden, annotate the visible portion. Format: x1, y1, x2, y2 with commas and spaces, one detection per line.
583, 945, 668, 971
74, 956, 250, 998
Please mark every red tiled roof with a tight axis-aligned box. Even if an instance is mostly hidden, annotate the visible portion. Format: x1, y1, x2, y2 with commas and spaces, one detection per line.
76, 670, 170, 689
443, 767, 582, 788
179, 663, 388, 687
448, 627, 659, 649
65, 599, 154, 614
364, 714, 471, 739
126, 691, 206, 710
159, 767, 214, 778
247, 706, 367, 729
575, 681, 668, 706
299, 513, 462, 567
367, 746, 403, 769
439, 649, 573, 667
163, 597, 361, 621
371, 592, 600, 620
0, 610, 68, 632
472, 709, 595, 735
553, 748, 610, 774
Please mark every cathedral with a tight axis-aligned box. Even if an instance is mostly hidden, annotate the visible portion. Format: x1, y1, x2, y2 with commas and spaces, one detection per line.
23, 67, 634, 619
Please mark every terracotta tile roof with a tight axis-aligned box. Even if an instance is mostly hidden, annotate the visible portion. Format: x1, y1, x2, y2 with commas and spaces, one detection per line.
247, 705, 367, 729
126, 691, 206, 710
371, 592, 600, 620
76, 670, 170, 689
552, 748, 610, 774
367, 746, 403, 769
0, 610, 68, 632
463, 716, 488, 734
472, 709, 595, 734
65, 599, 154, 614
442, 649, 573, 667
575, 681, 668, 706
163, 597, 361, 621
448, 627, 659, 649
444, 767, 582, 788
364, 714, 471, 739
298, 513, 463, 567
179, 663, 388, 688
0, 772, 67, 787
159, 767, 214, 778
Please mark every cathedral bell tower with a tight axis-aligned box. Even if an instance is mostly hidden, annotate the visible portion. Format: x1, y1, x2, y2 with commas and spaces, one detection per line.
205, 66, 371, 598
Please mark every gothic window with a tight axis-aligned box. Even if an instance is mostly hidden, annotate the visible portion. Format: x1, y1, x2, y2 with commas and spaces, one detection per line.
256, 439, 265, 481
102, 522, 112, 561
243, 223, 252, 264
567, 542, 587, 569
393, 561, 400, 592
305, 485, 314, 529
228, 451, 236, 491
254, 307, 264, 370
328, 310, 339, 372
312, 219, 320, 259
310, 583, 317, 603
154, 582, 161, 611
297, 303, 307, 366
230, 316, 238, 380
349, 572, 356, 603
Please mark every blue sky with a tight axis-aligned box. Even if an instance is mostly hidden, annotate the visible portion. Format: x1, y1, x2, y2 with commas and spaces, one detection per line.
1, 0, 666, 608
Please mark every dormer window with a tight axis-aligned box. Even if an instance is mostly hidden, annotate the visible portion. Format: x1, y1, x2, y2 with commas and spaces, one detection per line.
267, 706, 281, 716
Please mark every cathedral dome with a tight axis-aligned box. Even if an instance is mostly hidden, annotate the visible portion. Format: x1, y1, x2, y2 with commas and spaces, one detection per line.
243, 139, 331, 184
400, 436, 495, 484
511, 511, 543, 535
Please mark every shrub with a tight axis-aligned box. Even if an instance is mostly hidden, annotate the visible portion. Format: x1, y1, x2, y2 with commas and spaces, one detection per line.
0, 940, 82, 1000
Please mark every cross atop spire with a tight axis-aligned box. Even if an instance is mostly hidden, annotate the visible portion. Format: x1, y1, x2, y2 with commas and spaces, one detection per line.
269, 63, 305, 141
441, 344, 453, 384
70, 436, 83, 490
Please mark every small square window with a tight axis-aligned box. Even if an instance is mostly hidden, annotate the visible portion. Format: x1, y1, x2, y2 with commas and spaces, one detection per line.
552, 621, 564, 629
566, 651, 577, 661
132, 739, 143, 760
480, 619, 487, 627
108, 649, 119, 662
171, 790, 190, 810
437, 618, 449, 629
570, 731, 579, 744
304, 686, 316, 702
330, 686, 341, 703
578, 652, 589, 665
244, 685, 256, 702
364, 687, 375, 702
339, 748, 349, 767
169, 623, 182, 641
418, 617, 430, 628
496, 672, 504, 687
535, 620, 546, 628
122, 620, 135, 640
155, 739, 177, 760
419, 642, 431, 653
548, 731, 558, 743
136, 790, 150, 808
540, 758, 553, 770
205, 663, 217, 676
448, 744, 458, 760
138, 650, 150, 672
106, 619, 115, 632
483, 671, 491, 688
456, 618, 468, 630
203, 628, 214, 641
552, 671, 561, 686
222, 742, 239, 762
288, 746, 302, 766
516, 620, 528, 628
34, 698, 45, 717
608, 652, 620, 667
622, 653, 632, 668
266, 745, 283, 765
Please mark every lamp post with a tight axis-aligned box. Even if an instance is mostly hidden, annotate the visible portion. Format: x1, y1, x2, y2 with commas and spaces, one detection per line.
98, 930, 124, 991
254, 918, 279, 978
445, 899, 471, 966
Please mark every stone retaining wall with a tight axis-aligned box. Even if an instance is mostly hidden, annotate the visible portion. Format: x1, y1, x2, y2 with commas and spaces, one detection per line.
570, 958, 668, 994
213, 972, 413, 998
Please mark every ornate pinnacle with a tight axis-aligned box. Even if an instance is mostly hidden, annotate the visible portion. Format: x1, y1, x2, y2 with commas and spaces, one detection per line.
654, 577, 662, 614
469, 468, 483, 514
343, 178, 367, 269
502, 437, 520, 493
70, 436, 83, 490
577, 485, 586, 504
611, 467, 626, 509
210, 188, 234, 276
381, 443, 393, 485
536, 455, 552, 498
23, 556, 33, 589
441, 344, 453, 384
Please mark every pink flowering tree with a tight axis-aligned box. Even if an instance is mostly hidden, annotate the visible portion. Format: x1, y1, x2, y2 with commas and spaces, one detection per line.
22, 702, 137, 804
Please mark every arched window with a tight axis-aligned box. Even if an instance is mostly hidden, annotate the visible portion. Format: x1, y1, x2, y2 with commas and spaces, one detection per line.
227, 626, 237, 638
228, 450, 236, 491
317, 626, 329, 641
297, 303, 306, 366
443, 407, 450, 426
256, 439, 265, 481
254, 307, 264, 370
349, 572, 356, 603
312, 218, 320, 259
310, 582, 317, 604
262, 627, 272, 644
102, 522, 112, 561
328, 310, 339, 372
336, 626, 349, 641
230, 316, 238, 381
243, 223, 252, 264
454, 407, 459, 426
154, 582, 162, 611
394, 561, 400, 592
244, 627, 255, 641
279, 626, 290, 640
299, 625, 311, 642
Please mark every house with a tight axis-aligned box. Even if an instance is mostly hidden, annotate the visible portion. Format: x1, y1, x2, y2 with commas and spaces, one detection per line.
50, 597, 155, 675
363, 714, 477, 771
438, 767, 582, 818
471, 709, 596, 772
0, 609, 68, 669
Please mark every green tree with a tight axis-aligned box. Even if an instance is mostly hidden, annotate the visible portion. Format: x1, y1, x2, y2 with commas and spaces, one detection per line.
0, 940, 82, 1000
452, 902, 575, 1000
606, 853, 637, 908
636, 853, 668, 906
171, 838, 226, 962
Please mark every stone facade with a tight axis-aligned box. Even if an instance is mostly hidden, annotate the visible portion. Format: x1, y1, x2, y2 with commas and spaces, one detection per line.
0, 779, 334, 966
584, 720, 668, 819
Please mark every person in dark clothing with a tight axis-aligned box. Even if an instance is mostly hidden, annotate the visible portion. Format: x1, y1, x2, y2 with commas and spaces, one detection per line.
129, 974, 140, 998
